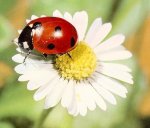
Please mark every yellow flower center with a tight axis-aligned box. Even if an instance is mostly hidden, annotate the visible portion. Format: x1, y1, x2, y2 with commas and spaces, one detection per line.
55, 42, 97, 80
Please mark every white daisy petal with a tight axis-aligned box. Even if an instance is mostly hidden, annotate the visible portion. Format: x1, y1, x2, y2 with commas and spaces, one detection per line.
67, 82, 78, 115
18, 74, 30, 81
53, 10, 63, 18
44, 78, 66, 108
92, 74, 127, 98
99, 62, 132, 72
64, 12, 73, 24
68, 103, 78, 116
19, 68, 55, 80
87, 83, 107, 110
33, 75, 59, 101
94, 72, 128, 92
94, 34, 125, 53
85, 18, 102, 45
14, 63, 36, 74
96, 65, 133, 84
78, 102, 87, 116
41, 15, 46, 17
81, 82, 96, 111
13, 38, 18, 45
16, 47, 21, 52
61, 80, 74, 108
68, 96, 78, 116
26, 19, 31, 24
73, 11, 88, 41
12, 54, 24, 63
15, 64, 25, 74
31, 15, 38, 20
106, 45, 126, 52
89, 78, 117, 105
89, 23, 112, 48
97, 50, 132, 61
27, 80, 43, 90
67, 93, 77, 115
18, 70, 47, 82
75, 84, 87, 116
27, 70, 57, 90
18, 30, 22, 34
94, 23, 112, 46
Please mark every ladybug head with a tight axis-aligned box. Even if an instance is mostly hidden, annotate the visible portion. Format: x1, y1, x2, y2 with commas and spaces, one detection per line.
17, 22, 42, 52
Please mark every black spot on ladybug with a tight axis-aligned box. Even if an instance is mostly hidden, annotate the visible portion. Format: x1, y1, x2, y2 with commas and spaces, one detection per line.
55, 26, 61, 31
32, 22, 42, 29
70, 37, 75, 47
47, 43, 55, 50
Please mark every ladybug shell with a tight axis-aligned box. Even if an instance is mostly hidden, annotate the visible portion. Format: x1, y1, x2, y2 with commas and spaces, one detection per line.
28, 17, 78, 54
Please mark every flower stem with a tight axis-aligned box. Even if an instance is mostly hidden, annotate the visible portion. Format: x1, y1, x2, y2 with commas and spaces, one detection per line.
34, 108, 53, 128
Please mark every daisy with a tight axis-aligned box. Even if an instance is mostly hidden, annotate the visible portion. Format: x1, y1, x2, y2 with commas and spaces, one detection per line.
12, 10, 133, 116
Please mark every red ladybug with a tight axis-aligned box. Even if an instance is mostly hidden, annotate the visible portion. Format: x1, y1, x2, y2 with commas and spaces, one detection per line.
17, 16, 78, 58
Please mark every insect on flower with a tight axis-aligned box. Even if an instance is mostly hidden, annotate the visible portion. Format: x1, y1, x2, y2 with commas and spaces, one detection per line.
14, 16, 78, 61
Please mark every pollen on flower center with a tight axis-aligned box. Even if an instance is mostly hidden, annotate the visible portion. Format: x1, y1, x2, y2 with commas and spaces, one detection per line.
55, 42, 97, 80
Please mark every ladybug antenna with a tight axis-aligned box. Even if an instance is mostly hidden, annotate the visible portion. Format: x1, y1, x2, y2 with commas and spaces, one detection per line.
67, 53, 73, 60
23, 51, 31, 63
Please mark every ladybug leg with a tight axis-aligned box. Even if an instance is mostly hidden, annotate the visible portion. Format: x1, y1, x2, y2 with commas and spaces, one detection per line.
67, 53, 73, 60
42, 53, 48, 59
23, 51, 31, 63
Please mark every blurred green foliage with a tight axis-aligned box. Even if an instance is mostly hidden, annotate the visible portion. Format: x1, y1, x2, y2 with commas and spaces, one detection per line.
0, 0, 149, 128
0, 16, 14, 51
0, 0, 17, 15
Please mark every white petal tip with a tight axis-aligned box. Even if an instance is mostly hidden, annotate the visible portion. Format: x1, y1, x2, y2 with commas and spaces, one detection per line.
13, 38, 18, 46
18, 75, 28, 81
102, 107, 107, 111
53, 9, 59, 12
53, 10, 62, 18
27, 85, 33, 90
18, 30, 22, 34
97, 18, 102, 23
16, 48, 21, 52
33, 95, 40, 101
41, 15, 46, 17
122, 94, 127, 98
107, 23, 112, 30
12, 55, 18, 62
81, 10, 88, 15
80, 113, 87, 116
14, 38, 18, 43
129, 80, 134, 84
115, 34, 125, 43
31, 15, 38, 20
119, 34, 125, 40
44, 104, 50, 109
99, 105, 107, 111
26, 19, 31, 24
12, 54, 24, 63
127, 52, 132, 58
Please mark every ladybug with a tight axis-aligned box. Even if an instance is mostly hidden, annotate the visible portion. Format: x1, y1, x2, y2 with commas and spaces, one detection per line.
17, 16, 78, 58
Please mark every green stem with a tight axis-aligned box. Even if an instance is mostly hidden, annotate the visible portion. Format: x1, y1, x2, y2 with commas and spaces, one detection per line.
34, 108, 53, 128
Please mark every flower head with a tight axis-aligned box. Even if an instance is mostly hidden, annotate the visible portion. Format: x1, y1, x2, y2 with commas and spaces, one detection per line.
12, 10, 133, 116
